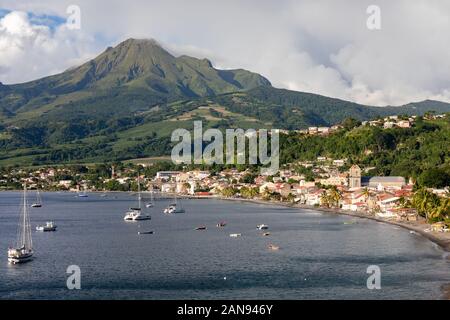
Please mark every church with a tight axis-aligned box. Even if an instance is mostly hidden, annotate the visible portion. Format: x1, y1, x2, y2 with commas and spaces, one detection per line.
348, 165, 406, 190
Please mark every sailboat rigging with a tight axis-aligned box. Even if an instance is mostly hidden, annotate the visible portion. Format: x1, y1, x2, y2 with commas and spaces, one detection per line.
31, 189, 42, 208
124, 176, 151, 221
8, 184, 34, 264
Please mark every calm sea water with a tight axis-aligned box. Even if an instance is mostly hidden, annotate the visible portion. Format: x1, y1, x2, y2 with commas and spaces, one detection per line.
0, 191, 448, 300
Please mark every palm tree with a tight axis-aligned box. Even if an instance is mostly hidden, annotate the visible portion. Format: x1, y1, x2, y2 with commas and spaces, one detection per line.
328, 187, 342, 208
320, 191, 330, 208
412, 188, 442, 222
362, 187, 371, 202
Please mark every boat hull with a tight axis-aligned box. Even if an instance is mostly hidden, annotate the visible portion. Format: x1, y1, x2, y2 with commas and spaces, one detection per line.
36, 227, 57, 232
8, 252, 33, 264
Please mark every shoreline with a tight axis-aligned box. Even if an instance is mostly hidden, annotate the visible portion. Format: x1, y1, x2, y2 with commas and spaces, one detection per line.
195, 195, 450, 253
3, 190, 449, 253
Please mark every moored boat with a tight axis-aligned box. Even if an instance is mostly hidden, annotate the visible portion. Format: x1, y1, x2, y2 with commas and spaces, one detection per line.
124, 177, 151, 221
164, 193, 185, 214
164, 203, 185, 214
267, 244, 280, 251
138, 231, 154, 235
229, 233, 242, 238
31, 189, 42, 207
36, 221, 57, 232
216, 221, 227, 227
8, 185, 34, 264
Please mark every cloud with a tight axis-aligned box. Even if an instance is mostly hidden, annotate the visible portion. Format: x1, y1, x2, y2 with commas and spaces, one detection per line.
1, 0, 450, 106
0, 10, 99, 84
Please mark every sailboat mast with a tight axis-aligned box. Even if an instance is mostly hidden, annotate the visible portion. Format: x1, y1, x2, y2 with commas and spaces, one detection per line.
137, 176, 141, 209
22, 185, 26, 247
17, 184, 32, 249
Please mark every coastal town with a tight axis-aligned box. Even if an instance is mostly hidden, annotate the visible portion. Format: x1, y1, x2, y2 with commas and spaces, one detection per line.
1, 114, 449, 241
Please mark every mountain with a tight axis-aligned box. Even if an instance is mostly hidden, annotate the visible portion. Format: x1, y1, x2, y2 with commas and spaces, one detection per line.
0, 38, 450, 166
0, 38, 270, 122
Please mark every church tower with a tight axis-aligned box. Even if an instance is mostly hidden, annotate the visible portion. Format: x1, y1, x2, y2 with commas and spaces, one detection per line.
349, 164, 361, 188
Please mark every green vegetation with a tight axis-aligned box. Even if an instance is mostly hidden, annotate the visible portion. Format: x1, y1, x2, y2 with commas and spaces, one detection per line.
1, 39, 450, 166
281, 117, 450, 188
411, 188, 450, 222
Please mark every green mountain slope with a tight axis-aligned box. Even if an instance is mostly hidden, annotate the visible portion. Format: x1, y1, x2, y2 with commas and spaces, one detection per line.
1, 38, 450, 166
0, 38, 270, 122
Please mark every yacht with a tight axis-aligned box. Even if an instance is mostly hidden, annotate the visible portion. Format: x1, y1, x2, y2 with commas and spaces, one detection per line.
164, 203, 185, 214
8, 185, 34, 264
36, 221, 57, 232
164, 194, 185, 214
257, 224, 269, 230
124, 177, 151, 221
31, 189, 42, 208
77, 190, 88, 198
145, 189, 155, 208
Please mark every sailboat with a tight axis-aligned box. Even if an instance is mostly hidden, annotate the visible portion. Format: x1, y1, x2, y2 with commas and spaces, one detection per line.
77, 189, 88, 198
163, 193, 185, 214
8, 185, 34, 264
31, 189, 42, 208
124, 177, 151, 221
145, 188, 154, 208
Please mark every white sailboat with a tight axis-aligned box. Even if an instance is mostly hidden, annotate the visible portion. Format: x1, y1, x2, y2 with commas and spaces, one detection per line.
164, 193, 185, 214
124, 177, 151, 221
77, 189, 88, 197
31, 189, 42, 208
8, 185, 34, 264
145, 188, 154, 208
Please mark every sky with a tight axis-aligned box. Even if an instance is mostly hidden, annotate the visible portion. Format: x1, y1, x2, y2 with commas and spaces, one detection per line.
0, 0, 450, 106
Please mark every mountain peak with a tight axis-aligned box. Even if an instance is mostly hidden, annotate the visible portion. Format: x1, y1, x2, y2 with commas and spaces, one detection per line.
0, 37, 271, 114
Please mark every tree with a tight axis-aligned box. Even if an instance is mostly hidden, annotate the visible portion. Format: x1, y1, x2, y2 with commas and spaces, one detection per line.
320, 191, 330, 208
417, 169, 450, 188
327, 186, 342, 208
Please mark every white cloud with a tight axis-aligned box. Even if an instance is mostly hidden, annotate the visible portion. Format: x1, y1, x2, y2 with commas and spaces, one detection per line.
0, 10, 99, 84
1, 0, 450, 106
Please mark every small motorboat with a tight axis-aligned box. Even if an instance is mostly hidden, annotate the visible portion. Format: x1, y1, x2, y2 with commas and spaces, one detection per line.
195, 226, 207, 230
138, 231, 154, 235
262, 232, 271, 236
31, 203, 42, 208
145, 203, 154, 208
216, 221, 227, 227
229, 233, 242, 238
36, 221, 57, 232
257, 224, 269, 230
267, 244, 280, 251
